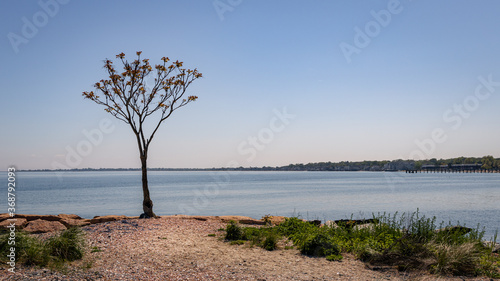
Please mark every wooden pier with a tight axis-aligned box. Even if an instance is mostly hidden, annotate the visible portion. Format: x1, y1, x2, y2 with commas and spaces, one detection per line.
406, 164, 500, 173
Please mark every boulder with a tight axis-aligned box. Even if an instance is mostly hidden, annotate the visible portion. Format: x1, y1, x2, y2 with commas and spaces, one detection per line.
0, 213, 11, 222
308, 220, 322, 227
59, 218, 91, 228
217, 216, 265, 225
168, 215, 215, 221
15, 214, 61, 222
325, 220, 338, 228
354, 223, 375, 231
90, 215, 128, 224
262, 216, 287, 226
436, 226, 472, 236
483, 242, 500, 253
0, 218, 28, 229
24, 219, 67, 233
58, 214, 82, 220
334, 219, 379, 228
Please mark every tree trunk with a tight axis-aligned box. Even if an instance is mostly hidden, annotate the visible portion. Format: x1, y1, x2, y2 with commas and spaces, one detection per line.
141, 154, 156, 218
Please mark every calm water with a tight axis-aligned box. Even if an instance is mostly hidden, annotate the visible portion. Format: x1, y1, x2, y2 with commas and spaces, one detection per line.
4, 171, 500, 238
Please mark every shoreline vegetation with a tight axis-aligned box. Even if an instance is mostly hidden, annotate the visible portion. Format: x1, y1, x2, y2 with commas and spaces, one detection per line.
1, 212, 499, 280
17, 155, 500, 172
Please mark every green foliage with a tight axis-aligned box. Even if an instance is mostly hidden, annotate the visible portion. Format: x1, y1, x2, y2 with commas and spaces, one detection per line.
261, 233, 278, 251
46, 227, 85, 261
223, 211, 500, 277
223, 221, 282, 251
326, 254, 343, 261
300, 232, 340, 257
224, 221, 245, 241
428, 242, 481, 276
16, 232, 50, 266
0, 228, 85, 268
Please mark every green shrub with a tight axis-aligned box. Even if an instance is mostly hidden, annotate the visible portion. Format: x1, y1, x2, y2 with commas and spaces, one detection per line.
300, 232, 340, 257
46, 227, 85, 261
225, 221, 245, 241
0, 228, 85, 268
277, 217, 314, 237
262, 233, 278, 251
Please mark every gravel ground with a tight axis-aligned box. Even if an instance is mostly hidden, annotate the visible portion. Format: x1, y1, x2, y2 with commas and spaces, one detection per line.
0, 216, 497, 281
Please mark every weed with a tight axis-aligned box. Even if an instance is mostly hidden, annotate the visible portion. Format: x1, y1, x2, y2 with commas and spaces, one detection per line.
91, 246, 102, 253
261, 233, 278, 251
326, 254, 343, 261
46, 227, 85, 261
300, 232, 340, 258
429, 242, 481, 276
225, 221, 245, 241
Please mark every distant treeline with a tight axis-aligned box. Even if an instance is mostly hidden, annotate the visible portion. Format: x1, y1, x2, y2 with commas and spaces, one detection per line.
20, 156, 499, 172
277, 156, 500, 172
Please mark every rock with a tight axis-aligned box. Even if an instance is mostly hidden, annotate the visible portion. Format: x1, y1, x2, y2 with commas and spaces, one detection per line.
354, 223, 375, 231
169, 215, 214, 221
436, 226, 472, 236
217, 216, 265, 225
261, 216, 287, 226
15, 214, 62, 222
334, 219, 379, 228
24, 219, 67, 233
308, 220, 322, 227
0, 218, 28, 229
482, 241, 500, 253
59, 218, 91, 228
0, 213, 11, 222
90, 215, 128, 224
139, 213, 151, 219
325, 221, 338, 228
58, 214, 82, 220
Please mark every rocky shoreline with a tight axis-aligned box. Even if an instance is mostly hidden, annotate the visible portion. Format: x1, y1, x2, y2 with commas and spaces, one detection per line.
0, 213, 279, 234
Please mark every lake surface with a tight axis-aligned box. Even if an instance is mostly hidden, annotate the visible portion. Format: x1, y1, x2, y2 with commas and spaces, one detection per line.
5, 171, 500, 239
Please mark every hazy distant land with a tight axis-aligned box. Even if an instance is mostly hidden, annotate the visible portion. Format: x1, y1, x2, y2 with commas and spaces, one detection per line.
20, 156, 500, 172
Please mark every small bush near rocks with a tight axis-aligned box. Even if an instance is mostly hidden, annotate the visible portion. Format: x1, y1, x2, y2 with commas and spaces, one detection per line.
300, 232, 340, 257
224, 220, 245, 241
0, 227, 85, 268
261, 233, 278, 251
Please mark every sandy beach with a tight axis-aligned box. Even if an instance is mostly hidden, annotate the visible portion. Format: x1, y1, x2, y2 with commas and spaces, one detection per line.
1, 216, 497, 281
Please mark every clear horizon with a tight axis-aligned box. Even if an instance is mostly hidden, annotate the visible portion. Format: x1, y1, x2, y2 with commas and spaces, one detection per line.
2, 0, 500, 170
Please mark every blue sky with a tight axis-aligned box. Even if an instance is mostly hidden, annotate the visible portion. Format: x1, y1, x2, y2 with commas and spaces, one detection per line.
1, 0, 500, 170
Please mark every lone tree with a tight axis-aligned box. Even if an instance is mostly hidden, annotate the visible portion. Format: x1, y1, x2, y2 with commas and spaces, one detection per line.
83, 51, 202, 218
